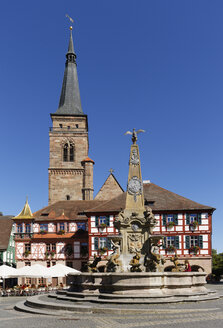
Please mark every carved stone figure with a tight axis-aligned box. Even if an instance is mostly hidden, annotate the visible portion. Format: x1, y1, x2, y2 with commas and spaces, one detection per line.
129, 252, 142, 272
88, 254, 101, 273
170, 255, 184, 272
128, 233, 142, 253
130, 149, 139, 165
144, 238, 165, 272
106, 240, 123, 272
144, 207, 156, 227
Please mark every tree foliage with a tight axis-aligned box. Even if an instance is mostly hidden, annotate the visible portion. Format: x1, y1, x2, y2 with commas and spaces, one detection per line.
212, 249, 223, 277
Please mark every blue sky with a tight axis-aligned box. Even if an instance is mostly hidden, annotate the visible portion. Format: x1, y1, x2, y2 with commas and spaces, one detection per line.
0, 1, 223, 251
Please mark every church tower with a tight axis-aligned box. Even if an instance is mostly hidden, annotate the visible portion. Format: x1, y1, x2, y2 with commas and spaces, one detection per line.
48, 27, 94, 204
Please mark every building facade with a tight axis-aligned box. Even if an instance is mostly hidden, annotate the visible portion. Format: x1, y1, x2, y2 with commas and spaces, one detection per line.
0, 215, 15, 267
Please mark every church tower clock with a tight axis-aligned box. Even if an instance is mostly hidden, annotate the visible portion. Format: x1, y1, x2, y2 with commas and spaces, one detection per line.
48, 27, 94, 204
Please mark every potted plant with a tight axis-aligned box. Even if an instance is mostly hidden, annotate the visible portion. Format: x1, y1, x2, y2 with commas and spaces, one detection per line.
45, 251, 50, 258
57, 229, 65, 235
189, 245, 200, 254
189, 221, 199, 230
40, 230, 47, 235
98, 223, 107, 230
166, 245, 176, 252
99, 247, 108, 254
166, 221, 175, 228
23, 250, 31, 257
50, 250, 56, 257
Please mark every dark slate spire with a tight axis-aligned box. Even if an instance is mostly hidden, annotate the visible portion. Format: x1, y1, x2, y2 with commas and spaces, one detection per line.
55, 27, 83, 115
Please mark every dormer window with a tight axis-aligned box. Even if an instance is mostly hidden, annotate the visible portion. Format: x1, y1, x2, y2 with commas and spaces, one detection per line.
59, 124, 63, 128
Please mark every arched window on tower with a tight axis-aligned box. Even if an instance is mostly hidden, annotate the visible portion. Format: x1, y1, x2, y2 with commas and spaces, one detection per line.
63, 142, 75, 162
63, 143, 68, 162
70, 144, 74, 162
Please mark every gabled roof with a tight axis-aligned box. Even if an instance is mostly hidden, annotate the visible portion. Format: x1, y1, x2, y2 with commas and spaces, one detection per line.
33, 183, 214, 220
86, 183, 215, 213
33, 200, 105, 221
0, 216, 13, 250
95, 173, 124, 201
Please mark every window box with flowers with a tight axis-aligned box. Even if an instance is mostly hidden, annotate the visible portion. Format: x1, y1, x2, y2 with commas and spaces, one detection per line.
189, 245, 200, 255
99, 247, 108, 254
23, 250, 31, 258
166, 221, 175, 229
166, 245, 176, 253
40, 230, 47, 235
57, 229, 65, 235
45, 251, 50, 258
98, 223, 107, 230
50, 250, 56, 257
189, 221, 199, 230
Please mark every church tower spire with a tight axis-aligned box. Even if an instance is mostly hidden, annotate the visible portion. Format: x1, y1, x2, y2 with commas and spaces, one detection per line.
48, 26, 94, 204
55, 27, 83, 115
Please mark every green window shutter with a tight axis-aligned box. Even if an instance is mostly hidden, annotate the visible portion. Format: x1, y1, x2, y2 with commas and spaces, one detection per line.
106, 216, 110, 226
107, 238, 111, 250
162, 237, 166, 249
95, 217, 99, 227
197, 214, 202, 225
162, 214, 167, 226
185, 236, 190, 249
198, 235, 203, 249
173, 214, 178, 225
186, 214, 190, 225
94, 237, 99, 250
174, 236, 180, 249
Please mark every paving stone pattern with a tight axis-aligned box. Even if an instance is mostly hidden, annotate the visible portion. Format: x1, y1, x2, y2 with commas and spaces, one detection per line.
1, 284, 223, 328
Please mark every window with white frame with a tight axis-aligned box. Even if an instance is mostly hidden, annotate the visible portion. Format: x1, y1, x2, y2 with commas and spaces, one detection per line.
95, 216, 110, 227
94, 237, 112, 250
186, 213, 201, 225
40, 224, 48, 232
163, 236, 179, 249
185, 235, 203, 249
25, 224, 31, 233
17, 224, 23, 233
77, 222, 86, 231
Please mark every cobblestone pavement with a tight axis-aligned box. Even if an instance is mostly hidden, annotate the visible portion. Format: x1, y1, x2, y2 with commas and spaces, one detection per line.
0, 284, 223, 328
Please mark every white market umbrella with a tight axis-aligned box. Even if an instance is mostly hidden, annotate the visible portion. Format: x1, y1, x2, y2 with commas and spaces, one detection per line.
0, 265, 17, 289
12, 264, 51, 278
47, 264, 80, 277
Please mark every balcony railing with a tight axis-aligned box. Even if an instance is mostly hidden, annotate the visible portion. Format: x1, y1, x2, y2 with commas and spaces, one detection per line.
14, 233, 33, 239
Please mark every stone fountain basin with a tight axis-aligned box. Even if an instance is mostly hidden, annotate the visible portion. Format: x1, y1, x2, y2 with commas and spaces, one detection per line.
68, 272, 208, 297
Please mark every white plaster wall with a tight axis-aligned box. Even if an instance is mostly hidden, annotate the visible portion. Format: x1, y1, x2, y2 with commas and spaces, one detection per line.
33, 223, 39, 233
74, 241, 80, 259
202, 219, 208, 225
201, 226, 208, 230
200, 250, 209, 255
176, 226, 183, 231
201, 213, 208, 219
203, 235, 208, 242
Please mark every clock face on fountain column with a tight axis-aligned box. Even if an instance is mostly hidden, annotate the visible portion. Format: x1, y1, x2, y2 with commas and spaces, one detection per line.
127, 176, 143, 196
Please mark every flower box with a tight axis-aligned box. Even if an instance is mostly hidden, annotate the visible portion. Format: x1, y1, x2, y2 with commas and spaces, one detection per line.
57, 230, 65, 235
23, 251, 31, 257
189, 246, 200, 254
189, 221, 199, 230
166, 245, 176, 253
166, 221, 175, 228
40, 230, 47, 235
98, 223, 107, 230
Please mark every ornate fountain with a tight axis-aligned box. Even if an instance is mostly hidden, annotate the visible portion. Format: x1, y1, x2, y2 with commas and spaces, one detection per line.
68, 129, 209, 302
